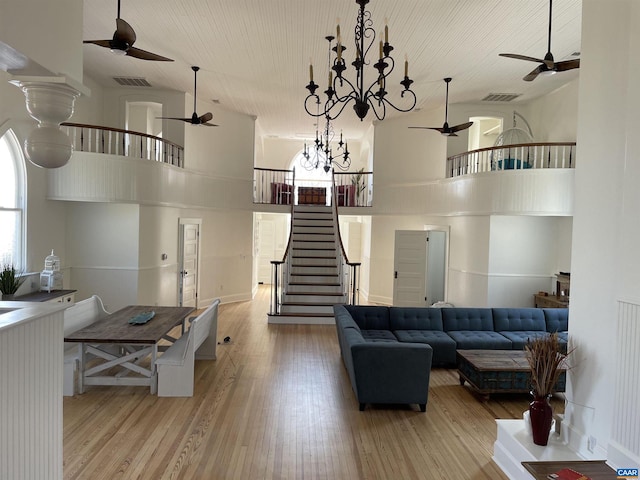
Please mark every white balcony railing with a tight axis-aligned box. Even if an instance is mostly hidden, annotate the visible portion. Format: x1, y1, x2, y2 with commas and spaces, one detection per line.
61, 122, 184, 167
447, 142, 576, 178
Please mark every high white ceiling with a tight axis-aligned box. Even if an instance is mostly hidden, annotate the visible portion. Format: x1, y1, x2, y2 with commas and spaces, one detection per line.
81, 0, 582, 141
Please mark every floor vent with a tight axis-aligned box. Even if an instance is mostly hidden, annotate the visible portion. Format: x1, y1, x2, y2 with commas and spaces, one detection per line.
482, 93, 521, 102
113, 77, 152, 87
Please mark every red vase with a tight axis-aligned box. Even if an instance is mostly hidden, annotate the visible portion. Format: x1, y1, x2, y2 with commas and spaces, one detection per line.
529, 395, 553, 446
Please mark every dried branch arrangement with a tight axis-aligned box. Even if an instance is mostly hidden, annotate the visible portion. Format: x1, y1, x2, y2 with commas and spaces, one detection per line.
525, 333, 571, 397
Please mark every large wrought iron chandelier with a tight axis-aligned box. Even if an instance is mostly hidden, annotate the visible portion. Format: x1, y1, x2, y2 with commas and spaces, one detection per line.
305, 0, 417, 122
301, 103, 351, 173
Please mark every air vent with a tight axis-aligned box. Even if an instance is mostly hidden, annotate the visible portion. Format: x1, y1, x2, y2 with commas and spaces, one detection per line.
482, 93, 521, 102
113, 77, 152, 87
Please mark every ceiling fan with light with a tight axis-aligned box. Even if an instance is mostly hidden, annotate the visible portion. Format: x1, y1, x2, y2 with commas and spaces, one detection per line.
409, 78, 473, 136
499, 0, 580, 81
158, 66, 218, 127
83, 0, 173, 61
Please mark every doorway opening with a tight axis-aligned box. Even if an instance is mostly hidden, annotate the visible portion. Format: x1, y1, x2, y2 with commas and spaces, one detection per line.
467, 116, 503, 151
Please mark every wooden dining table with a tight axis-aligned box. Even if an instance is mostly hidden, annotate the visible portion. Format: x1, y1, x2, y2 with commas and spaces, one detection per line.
64, 305, 194, 394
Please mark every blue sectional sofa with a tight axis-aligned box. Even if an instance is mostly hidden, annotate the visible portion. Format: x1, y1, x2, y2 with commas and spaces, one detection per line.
333, 305, 568, 412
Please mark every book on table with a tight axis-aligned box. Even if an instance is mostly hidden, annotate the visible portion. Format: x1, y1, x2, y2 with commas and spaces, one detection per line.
547, 468, 591, 480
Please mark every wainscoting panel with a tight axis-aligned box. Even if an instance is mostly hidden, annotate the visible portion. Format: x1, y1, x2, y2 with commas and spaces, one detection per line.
372, 169, 574, 216
48, 152, 253, 211
0, 307, 65, 480
612, 300, 640, 461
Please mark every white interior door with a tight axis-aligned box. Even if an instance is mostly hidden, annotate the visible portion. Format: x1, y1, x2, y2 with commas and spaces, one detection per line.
179, 220, 200, 308
393, 230, 428, 306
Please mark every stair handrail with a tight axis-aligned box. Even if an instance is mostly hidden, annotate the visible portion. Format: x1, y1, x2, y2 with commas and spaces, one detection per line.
270, 168, 296, 315
332, 171, 360, 305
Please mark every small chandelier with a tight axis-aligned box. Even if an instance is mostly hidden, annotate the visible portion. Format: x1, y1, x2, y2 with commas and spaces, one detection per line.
305, 0, 417, 122
301, 107, 351, 173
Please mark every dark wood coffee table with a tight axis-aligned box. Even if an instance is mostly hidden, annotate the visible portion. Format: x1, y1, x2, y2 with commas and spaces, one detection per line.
456, 349, 566, 401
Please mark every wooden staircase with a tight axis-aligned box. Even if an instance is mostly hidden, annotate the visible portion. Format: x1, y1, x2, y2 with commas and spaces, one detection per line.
267, 204, 346, 324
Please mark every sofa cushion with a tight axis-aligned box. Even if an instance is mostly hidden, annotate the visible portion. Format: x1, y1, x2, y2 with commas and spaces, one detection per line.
543, 308, 569, 333
334, 307, 361, 332
442, 308, 494, 331
446, 330, 512, 350
393, 330, 457, 365
344, 305, 390, 330
492, 308, 546, 332
389, 307, 443, 331
499, 331, 550, 350
360, 330, 398, 343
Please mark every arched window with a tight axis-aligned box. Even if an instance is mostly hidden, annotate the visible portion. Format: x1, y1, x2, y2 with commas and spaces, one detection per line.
290, 150, 333, 205
0, 128, 26, 269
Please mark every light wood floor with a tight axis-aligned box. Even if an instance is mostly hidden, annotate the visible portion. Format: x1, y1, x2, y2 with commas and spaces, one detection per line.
63, 287, 556, 479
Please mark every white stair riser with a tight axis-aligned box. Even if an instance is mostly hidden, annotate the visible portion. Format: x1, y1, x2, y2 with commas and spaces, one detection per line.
292, 233, 335, 242
283, 294, 346, 303
292, 251, 337, 260
294, 206, 332, 214
292, 241, 336, 250
289, 275, 339, 284
286, 284, 344, 294
293, 227, 334, 234
293, 218, 333, 226
291, 257, 339, 266
281, 304, 335, 314
290, 266, 338, 275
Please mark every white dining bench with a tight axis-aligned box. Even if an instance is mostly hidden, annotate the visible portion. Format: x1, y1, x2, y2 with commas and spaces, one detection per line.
63, 295, 111, 396
156, 298, 220, 397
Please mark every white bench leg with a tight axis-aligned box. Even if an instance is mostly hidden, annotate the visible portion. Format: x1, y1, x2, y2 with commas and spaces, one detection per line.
63, 357, 77, 397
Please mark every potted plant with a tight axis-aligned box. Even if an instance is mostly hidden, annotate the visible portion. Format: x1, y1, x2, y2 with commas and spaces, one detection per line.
525, 333, 571, 445
351, 168, 367, 205
0, 263, 25, 300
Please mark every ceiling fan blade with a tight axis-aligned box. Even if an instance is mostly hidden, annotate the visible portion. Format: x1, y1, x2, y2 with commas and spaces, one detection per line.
408, 127, 445, 133
199, 112, 213, 124
83, 40, 112, 48
499, 53, 547, 64
450, 122, 474, 133
554, 58, 580, 72
523, 64, 546, 82
201, 122, 219, 127
115, 18, 136, 46
157, 117, 191, 122
126, 47, 173, 62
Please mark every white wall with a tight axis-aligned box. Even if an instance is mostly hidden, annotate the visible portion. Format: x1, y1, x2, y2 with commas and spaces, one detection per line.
487, 216, 571, 307
373, 107, 446, 183
568, 0, 640, 465
447, 215, 491, 306
0, 0, 84, 82
0, 72, 69, 273
260, 136, 364, 173
137, 205, 181, 307
528, 78, 579, 142
65, 203, 140, 311
183, 96, 256, 179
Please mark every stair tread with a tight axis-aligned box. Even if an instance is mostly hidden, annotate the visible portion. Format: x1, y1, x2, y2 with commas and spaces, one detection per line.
282, 301, 341, 306
285, 291, 344, 296
291, 273, 339, 276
